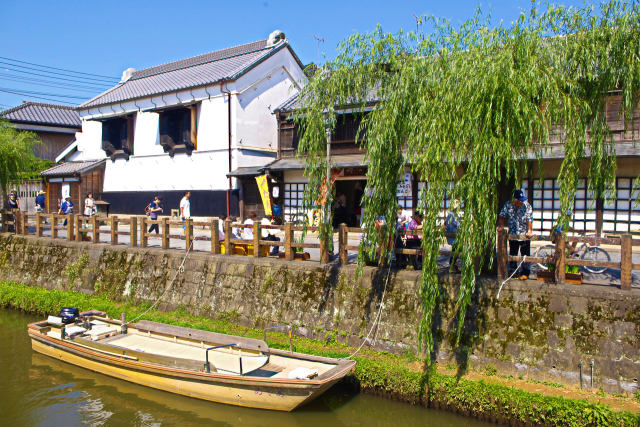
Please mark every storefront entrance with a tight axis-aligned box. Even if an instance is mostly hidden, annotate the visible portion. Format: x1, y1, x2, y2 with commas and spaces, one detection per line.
334, 179, 366, 227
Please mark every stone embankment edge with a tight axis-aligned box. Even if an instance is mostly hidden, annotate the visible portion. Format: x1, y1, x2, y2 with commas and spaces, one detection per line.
1, 281, 637, 427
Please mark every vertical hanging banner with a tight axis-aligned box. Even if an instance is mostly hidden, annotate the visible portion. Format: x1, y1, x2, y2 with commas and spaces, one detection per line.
255, 175, 272, 216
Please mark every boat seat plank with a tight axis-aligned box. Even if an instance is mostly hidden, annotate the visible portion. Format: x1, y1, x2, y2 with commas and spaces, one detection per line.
133, 320, 268, 353
107, 334, 268, 374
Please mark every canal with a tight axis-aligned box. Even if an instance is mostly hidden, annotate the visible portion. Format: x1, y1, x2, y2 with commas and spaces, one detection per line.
0, 308, 491, 426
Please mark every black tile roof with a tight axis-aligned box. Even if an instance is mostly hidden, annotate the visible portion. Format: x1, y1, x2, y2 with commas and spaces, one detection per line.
0, 101, 81, 128
40, 159, 105, 177
80, 38, 302, 109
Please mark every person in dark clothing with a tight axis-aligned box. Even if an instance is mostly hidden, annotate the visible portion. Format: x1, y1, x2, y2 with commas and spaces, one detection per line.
35, 190, 46, 213
147, 196, 162, 234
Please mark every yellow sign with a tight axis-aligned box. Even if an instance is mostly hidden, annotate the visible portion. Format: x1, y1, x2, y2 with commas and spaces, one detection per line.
255, 175, 272, 216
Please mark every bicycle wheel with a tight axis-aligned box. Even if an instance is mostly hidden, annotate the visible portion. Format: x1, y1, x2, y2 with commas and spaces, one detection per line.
534, 244, 556, 270
581, 246, 611, 274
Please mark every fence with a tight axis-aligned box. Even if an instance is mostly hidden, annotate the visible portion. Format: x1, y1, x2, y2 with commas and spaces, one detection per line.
0, 211, 328, 264
496, 228, 639, 290
1, 211, 637, 289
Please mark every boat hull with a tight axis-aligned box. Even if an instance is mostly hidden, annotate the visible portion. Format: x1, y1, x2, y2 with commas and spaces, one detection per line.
30, 335, 346, 411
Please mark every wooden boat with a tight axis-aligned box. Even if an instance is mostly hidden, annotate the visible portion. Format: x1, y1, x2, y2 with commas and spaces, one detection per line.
28, 310, 355, 411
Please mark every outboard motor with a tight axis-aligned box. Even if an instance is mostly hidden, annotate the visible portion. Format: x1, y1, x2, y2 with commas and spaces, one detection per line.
58, 307, 80, 324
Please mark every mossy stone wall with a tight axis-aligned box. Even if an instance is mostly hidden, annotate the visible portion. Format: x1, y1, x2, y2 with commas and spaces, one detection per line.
1, 234, 638, 394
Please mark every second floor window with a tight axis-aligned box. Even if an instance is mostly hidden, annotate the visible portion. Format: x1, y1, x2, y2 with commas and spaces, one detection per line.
102, 116, 134, 160
159, 106, 197, 156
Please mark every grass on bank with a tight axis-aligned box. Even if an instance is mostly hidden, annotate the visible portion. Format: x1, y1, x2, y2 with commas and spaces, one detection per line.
1, 281, 638, 427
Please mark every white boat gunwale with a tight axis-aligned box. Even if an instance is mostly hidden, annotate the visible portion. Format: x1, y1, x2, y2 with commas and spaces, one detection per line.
27, 317, 355, 387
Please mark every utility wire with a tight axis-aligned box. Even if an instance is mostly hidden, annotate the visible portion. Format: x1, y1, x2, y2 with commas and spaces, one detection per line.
0, 60, 117, 84
0, 56, 119, 81
0, 86, 87, 100
0, 65, 116, 87
0, 75, 106, 93
0, 88, 80, 105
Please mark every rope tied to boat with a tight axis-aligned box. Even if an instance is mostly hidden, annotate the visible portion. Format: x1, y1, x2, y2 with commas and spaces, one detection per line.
127, 239, 194, 325
342, 260, 393, 360
496, 255, 527, 300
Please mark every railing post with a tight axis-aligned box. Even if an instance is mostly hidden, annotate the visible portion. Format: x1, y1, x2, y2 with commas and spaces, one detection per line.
130, 216, 138, 247
1, 211, 8, 233
36, 212, 42, 237
92, 215, 99, 243
253, 222, 260, 257
110, 216, 118, 245
211, 218, 220, 254
140, 216, 147, 248
185, 218, 193, 251
67, 214, 74, 241
339, 223, 348, 265
51, 214, 57, 239
161, 217, 169, 249
224, 218, 232, 255
497, 228, 508, 280
621, 234, 632, 290
14, 211, 22, 235
554, 231, 566, 284
20, 212, 29, 235
284, 222, 294, 261
75, 215, 82, 242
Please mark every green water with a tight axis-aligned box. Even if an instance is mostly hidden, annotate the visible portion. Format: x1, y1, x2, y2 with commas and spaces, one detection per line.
0, 308, 491, 426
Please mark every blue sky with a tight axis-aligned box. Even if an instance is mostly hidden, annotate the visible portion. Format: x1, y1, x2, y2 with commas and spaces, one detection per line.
0, 0, 587, 110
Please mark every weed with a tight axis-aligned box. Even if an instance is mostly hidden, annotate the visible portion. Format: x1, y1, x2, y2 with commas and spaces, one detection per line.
484, 364, 497, 376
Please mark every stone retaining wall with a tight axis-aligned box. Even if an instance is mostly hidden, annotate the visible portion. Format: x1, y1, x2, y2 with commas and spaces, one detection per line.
1, 234, 638, 394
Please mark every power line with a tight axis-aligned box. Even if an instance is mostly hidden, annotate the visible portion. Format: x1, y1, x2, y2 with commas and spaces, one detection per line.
0, 60, 118, 84
0, 65, 116, 87
0, 87, 87, 100
0, 75, 107, 93
0, 56, 119, 81
0, 89, 76, 105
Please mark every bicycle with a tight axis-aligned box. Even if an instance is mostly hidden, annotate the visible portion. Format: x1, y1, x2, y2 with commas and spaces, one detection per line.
534, 230, 611, 274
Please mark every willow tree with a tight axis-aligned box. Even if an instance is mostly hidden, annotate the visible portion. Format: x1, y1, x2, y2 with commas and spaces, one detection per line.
0, 119, 44, 209
294, 1, 640, 355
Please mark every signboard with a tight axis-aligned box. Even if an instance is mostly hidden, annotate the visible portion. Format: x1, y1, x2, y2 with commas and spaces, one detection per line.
397, 173, 412, 197
255, 175, 272, 216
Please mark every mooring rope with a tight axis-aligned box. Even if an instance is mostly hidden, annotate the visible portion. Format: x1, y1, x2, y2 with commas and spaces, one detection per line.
496, 255, 527, 300
127, 239, 194, 325
342, 261, 393, 360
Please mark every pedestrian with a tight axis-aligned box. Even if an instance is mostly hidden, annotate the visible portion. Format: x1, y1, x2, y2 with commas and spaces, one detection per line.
261, 215, 280, 255
35, 190, 46, 213
147, 196, 162, 234
8, 190, 19, 211
498, 189, 533, 279
444, 199, 461, 272
58, 196, 73, 226
243, 212, 256, 240
84, 193, 96, 217
405, 211, 423, 269
179, 191, 191, 229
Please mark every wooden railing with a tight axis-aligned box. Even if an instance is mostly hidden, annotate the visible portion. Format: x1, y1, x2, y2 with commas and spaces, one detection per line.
1, 211, 637, 289
496, 228, 639, 290
0, 212, 328, 264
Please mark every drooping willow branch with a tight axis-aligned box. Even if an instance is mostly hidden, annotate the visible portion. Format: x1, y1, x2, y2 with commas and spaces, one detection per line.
295, 1, 640, 357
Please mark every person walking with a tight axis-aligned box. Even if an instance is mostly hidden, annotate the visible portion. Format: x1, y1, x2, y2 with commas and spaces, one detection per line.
35, 190, 46, 213
84, 193, 96, 217
498, 189, 533, 279
147, 196, 162, 234
58, 196, 73, 226
179, 191, 191, 230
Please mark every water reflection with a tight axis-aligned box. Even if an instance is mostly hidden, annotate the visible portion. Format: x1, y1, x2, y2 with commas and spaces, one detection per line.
2, 309, 489, 426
